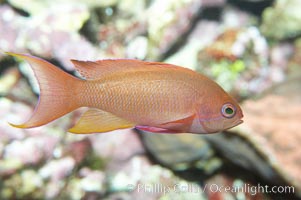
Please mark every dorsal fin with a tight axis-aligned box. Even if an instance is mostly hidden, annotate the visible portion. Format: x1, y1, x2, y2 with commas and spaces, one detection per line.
70, 59, 190, 80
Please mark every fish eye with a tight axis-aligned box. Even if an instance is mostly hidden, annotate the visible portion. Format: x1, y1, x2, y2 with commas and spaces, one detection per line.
221, 103, 236, 118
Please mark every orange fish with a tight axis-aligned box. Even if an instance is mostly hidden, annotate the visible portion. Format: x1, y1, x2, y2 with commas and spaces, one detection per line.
7, 53, 243, 134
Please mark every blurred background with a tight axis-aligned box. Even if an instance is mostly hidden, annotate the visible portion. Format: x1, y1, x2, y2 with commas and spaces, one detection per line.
0, 0, 301, 199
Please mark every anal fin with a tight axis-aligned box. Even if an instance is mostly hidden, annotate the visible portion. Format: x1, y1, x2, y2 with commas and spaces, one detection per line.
68, 109, 135, 134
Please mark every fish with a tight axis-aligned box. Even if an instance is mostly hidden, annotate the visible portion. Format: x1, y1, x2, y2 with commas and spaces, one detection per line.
7, 52, 243, 134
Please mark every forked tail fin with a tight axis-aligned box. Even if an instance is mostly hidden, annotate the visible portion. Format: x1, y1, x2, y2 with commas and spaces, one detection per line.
7, 53, 83, 128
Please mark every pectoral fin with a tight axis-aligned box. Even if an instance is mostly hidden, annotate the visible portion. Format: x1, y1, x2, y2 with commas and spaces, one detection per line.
68, 109, 135, 134
135, 114, 196, 134
135, 126, 180, 133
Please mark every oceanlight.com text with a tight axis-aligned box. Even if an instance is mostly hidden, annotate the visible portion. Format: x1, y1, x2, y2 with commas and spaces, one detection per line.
127, 183, 295, 196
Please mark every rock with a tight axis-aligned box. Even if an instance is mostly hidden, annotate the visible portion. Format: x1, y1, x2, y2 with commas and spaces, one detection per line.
0, 158, 23, 177
146, 0, 204, 59
88, 129, 145, 172
1, 3, 100, 71
222, 5, 258, 30
140, 131, 221, 174
270, 43, 293, 71
8, 0, 118, 15
64, 138, 92, 164
4, 135, 58, 165
165, 20, 220, 71
39, 157, 75, 181
39, 157, 76, 199
63, 177, 84, 200
19, 170, 43, 197
0, 170, 44, 199
97, 19, 146, 58
288, 38, 301, 76
198, 27, 270, 95
204, 75, 301, 198
107, 161, 207, 200
0, 115, 26, 143
261, 0, 301, 40
126, 36, 148, 59
0, 5, 27, 53
67, 178, 103, 199
203, 133, 281, 181
64, 167, 106, 199
44, 180, 67, 199
0, 68, 20, 96
117, 0, 148, 20
202, 0, 226, 7
78, 168, 106, 193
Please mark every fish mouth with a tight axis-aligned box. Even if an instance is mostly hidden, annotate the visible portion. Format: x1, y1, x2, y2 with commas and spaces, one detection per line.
226, 118, 243, 130
236, 119, 244, 125
234, 110, 244, 127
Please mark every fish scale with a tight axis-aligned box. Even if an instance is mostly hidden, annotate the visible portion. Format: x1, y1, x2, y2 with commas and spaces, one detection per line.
7, 53, 243, 134
80, 70, 206, 125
